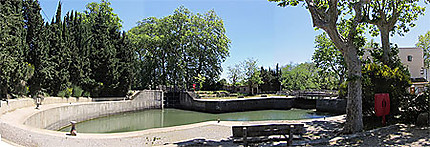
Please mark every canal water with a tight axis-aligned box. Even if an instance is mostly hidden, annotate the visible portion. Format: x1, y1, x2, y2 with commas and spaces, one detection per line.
59, 108, 331, 133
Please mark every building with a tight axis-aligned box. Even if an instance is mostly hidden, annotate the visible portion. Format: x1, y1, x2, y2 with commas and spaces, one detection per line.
398, 47, 429, 93
398, 47, 427, 80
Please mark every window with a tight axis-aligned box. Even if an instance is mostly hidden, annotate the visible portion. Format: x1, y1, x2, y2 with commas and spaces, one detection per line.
407, 55, 412, 61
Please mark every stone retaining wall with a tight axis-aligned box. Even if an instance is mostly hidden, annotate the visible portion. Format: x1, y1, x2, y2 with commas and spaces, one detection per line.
179, 92, 294, 113
24, 90, 163, 130
316, 99, 347, 114
0, 97, 92, 115
177, 92, 346, 114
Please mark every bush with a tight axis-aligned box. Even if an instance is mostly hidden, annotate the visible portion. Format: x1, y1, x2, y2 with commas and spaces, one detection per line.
57, 90, 66, 97
362, 62, 411, 120
57, 87, 73, 98
72, 86, 84, 97
83, 91, 91, 97
400, 88, 429, 124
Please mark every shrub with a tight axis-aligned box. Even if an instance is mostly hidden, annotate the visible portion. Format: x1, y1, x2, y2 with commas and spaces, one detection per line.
400, 88, 429, 124
57, 87, 73, 98
362, 62, 411, 120
83, 91, 91, 97
57, 90, 66, 97
66, 87, 73, 97
72, 86, 84, 97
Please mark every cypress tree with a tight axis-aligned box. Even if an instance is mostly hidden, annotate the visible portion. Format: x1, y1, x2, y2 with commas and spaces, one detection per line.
0, 0, 30, 98
24, 0, 51, 95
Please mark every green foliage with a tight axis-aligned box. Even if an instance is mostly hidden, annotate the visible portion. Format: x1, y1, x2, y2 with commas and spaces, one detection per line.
361, 62, 411, 117
0, 0, 29, 98
72, 86, 84, 97
194, 74, 206, 90
227, 64, 244, 86
57, 90, 66, 98
363, 0, 425, 37
83, 91, 91, 97
1, 0, 133, 98
281, 62, 319, 90
58, 87, 73, 98
128, 6, 230, 90
259, 64, 281, 92
416, 31, 430, 68
399, 89, 430, 124
312, 33, 346, 90
243, 58, 263, 95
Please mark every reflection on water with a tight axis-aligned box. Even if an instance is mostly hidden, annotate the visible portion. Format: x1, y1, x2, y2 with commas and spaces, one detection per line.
59, 108, 331, 133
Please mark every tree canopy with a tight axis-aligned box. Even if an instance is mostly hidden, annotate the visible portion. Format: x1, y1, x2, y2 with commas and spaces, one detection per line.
416, 30, 430, 68
128, 6, 231, 90
360, 0, 426, 66
312, 33, 346, 90
1, 0, 134, 97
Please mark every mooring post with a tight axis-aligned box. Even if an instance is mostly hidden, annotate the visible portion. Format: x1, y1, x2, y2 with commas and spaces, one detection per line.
161, 90, 164, 109
70, 121, 77, 136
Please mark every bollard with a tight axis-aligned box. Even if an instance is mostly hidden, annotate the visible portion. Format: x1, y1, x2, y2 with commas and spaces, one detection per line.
70, 121, 77, 136
35, 97, 41, 109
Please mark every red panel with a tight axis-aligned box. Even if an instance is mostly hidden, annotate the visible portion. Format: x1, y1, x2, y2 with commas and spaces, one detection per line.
374, 93, 390, 117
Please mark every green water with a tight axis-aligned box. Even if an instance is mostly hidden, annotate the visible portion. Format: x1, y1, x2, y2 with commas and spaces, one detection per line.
59, 108, 330, 133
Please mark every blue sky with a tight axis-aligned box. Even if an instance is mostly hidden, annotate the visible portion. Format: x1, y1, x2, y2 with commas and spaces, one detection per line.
39, 0, 430, 80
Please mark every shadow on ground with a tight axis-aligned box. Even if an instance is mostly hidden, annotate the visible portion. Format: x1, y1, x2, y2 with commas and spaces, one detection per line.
172, 119, 346, 146
171, 119, 429, 146
332, 125, 430, 146
173, 138, 236, 147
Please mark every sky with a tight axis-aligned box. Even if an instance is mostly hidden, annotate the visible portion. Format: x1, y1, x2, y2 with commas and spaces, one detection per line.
39, 0, 430, 80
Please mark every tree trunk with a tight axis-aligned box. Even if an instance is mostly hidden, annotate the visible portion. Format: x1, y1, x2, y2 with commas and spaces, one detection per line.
343, 45, 364, 133
1, 84, 6, 100
380, 27, 391, 65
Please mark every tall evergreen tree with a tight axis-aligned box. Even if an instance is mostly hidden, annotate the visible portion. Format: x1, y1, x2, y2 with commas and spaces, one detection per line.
0, 0, 31, 98
24, 0, 50, 95
42, 1, 72, 95
64, 11, 92, 93
83, 0, 131, 96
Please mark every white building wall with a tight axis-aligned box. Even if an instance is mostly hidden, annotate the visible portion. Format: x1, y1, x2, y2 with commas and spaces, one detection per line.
398, 47, 425, 79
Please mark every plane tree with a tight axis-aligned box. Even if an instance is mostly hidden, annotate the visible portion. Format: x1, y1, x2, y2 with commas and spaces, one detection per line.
269, 0, 367, 133
360, 0, 426, 66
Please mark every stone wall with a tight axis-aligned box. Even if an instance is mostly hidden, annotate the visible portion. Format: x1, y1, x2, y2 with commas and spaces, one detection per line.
177, 92, 345, 114
179, 92, 294, 113
24, 90, 163, 130
316, 99, 347, 114
0, 97, 92, 115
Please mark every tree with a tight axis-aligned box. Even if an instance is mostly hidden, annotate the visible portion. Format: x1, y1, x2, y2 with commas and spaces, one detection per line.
82, 0, 133, 96
44, 1, 72, 95
128, 6, 230, 90
227, 64, 243, 86
360, 0, 426, 66
269, 0, 367, 133
243, 58, 263, 95
0, 0, 31, 98
24, 0, 53, 95
281, 62, 319, 90
312, 33, 346, 90
259, 65, 281, 92
63, 11, 93, 94
416, 31, 430, 69
194, 74, 206, 90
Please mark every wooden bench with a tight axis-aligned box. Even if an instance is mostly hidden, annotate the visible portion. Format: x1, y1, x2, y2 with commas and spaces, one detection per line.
232, 123, 305, 146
